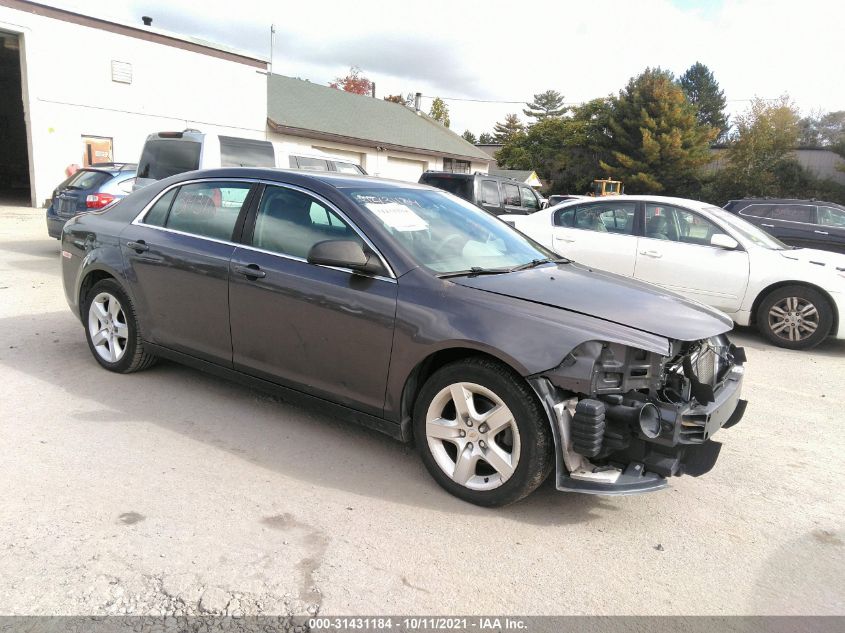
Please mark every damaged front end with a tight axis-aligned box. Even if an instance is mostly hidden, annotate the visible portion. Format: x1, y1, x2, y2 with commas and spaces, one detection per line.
530, 336, 747, 495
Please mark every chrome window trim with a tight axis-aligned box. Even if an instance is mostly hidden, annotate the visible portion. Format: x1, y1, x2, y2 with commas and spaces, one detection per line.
130, 177, 397, 282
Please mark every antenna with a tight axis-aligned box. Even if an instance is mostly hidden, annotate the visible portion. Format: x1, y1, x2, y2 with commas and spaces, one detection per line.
269, 24, 275, 75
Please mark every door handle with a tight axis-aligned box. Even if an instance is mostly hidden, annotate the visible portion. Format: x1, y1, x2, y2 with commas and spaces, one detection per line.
814, 230, 829, 235
126, 240, 149, 253
761, 224, 775, 228
640, 250, 663, 258
554, 236, 576, 243
234, 264, 266, 279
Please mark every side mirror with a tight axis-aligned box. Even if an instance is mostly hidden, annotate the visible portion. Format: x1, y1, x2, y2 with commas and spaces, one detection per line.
307, 240, 383, 275
540, 201, 549, 210
711, 233, 739, 250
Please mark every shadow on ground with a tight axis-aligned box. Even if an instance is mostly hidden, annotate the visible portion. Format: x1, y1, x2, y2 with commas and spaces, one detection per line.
0, 308, 617, 526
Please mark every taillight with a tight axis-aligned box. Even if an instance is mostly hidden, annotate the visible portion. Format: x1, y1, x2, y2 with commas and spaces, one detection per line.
86, 193, 116, 209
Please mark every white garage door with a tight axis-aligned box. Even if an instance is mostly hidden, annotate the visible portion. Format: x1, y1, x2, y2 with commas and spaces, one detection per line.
385, 156, 427, 183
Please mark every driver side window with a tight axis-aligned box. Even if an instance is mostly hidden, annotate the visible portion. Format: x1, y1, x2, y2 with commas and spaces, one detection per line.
252, 186, 363, 260
645, 204, 721, 246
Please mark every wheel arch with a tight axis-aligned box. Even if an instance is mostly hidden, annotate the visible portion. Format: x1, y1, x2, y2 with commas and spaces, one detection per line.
397, 346, 539, 443
750, 280, 839, 336
77, 269, 120, 323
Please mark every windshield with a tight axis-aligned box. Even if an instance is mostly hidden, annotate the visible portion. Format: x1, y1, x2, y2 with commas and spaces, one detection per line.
347, 188, 555, 274
706, 206, 789, 250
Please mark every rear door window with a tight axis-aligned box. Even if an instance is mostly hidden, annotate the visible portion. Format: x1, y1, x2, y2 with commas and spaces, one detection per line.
219, 136, 275, 168
739, 204, 773, 218
769, 204, 814, 223
480, 180, 500, 206
137, 140, 201, 180
502, 183, 520, 207
163, 181, 252, 241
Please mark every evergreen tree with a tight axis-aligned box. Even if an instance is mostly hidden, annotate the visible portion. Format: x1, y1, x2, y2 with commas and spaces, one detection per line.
478, 132, 495, 144
461, 130, 477, 144
523, 90, 567, 121
600, 67, 716, 194
493, 114, 524, 143
429, 97, 451, 127
679, 62, 728, 139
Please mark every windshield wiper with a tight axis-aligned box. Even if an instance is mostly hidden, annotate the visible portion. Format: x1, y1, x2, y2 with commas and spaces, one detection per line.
508, 257, 570, 272
438, 267, 511, 279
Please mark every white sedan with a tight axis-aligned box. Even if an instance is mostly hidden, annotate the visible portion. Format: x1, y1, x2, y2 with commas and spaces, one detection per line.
503, 195, 845, 350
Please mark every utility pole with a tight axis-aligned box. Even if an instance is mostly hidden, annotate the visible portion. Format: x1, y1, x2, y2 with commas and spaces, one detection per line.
269, 24, 275, 75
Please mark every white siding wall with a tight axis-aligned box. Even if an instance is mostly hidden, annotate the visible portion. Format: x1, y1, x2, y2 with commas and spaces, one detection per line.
0, 6, 267, 205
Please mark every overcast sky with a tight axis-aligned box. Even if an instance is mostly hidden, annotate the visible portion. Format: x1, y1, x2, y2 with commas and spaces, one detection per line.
41, 0, 844, 136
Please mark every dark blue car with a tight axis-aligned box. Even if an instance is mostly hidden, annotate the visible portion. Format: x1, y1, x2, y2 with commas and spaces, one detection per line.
46, 163, 137, 239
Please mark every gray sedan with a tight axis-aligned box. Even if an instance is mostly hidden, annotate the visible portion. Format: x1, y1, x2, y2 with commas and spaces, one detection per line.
59, 168, 747, 506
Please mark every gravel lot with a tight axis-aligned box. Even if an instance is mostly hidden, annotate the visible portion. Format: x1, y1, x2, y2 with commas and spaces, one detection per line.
0, 204, 842, 617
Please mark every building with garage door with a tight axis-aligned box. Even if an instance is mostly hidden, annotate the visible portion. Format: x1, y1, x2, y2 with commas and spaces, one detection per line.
266, 74, 490, 182
0, 0, 268, 206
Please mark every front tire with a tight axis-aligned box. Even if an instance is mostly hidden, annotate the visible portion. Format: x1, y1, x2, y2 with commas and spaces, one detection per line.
413, 358, 553, 507
756, 285, 833, 350
83, 279, 156, 373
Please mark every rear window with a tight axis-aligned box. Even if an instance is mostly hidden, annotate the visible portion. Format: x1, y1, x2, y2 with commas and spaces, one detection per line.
418, 175, 472, 201
137, 140, 201, 180
64, 169, 111, 191
219, 136, 275, 168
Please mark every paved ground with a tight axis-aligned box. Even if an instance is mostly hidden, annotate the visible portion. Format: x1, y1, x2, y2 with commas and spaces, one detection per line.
0, 205, 842, 617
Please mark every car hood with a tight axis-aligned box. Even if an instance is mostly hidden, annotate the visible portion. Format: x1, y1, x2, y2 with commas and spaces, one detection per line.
779, 248, 845, 270
451, 263, 733, 342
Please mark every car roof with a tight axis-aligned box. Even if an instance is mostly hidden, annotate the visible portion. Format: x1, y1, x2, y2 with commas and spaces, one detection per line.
162, 167, 433, 191
550, 194, 716, 210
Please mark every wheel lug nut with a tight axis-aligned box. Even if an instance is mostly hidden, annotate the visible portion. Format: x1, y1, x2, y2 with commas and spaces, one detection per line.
459, 430, 466, 437
479, 424, 488, 433
479, 440, 486, 448
466, 420, 473, 427
466, 442, 473, 450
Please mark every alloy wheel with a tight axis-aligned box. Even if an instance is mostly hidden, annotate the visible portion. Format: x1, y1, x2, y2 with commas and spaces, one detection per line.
87, 292, 129, 363
767, 296, 819, 343
425, 382, 521, 491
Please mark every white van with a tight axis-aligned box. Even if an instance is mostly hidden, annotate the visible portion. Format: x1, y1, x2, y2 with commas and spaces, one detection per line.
134, 130, 366, 189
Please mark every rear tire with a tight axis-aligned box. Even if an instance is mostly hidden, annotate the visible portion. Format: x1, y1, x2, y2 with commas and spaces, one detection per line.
756, 285, 833, 350
413, 357, 553, 507
83, 279, 157, 373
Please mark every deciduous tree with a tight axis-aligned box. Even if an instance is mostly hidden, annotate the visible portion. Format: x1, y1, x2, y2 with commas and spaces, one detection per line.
329, 66, 373, 95
429, 97, 451, 127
